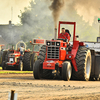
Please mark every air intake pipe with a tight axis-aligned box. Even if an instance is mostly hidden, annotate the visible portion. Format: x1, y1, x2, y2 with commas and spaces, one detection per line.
54, 28, 57, 40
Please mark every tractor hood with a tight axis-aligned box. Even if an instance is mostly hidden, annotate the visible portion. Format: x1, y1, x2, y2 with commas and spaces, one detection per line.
46, 40, 67, 60
9, 52, 20, 57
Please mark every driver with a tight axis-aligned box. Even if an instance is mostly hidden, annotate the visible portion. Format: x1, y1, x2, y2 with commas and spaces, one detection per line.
58, 28, 70, 42
20, 45, 25, 60
20, 45, 25, 55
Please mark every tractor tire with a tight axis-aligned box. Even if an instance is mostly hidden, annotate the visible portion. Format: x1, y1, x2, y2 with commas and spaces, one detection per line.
33, 45, 53, 79
0, 51, 3, 66
2, 61, 7, 70
33, 60, 42, 79
62, 61, 72, 81
38, 45, 46, 62
2, 52, 10, 70
18, 61, 23, 71
93, 54, 100, 81
89, 54, 95, 81
1, 51, 7, 66
5, 52, 9, 62
71, 47, 91, 81
23, 52, 33, 71
31, 53, 37, 70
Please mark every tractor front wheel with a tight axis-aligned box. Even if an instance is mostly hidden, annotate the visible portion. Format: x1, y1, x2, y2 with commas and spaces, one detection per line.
1, 51, 7, 67
2, 61, 7, 70
62, 61, 72, 81
33, 60, 42, 79
18, 61, 23, 71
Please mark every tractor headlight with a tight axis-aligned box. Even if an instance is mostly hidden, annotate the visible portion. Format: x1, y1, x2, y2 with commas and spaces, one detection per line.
47, 41, 51, 46
69, 56, 71, 58
56, 42, 60, 46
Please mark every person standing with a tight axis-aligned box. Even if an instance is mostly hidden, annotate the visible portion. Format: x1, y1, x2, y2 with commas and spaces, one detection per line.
20, 45, 25, 60
20, 46, 25, 54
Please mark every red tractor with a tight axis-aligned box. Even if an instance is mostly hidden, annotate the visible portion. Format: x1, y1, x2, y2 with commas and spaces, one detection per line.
33, 21, 93, 81
2, 41, 26, 71
1, 40, 43, 71
22, 38, 45, 71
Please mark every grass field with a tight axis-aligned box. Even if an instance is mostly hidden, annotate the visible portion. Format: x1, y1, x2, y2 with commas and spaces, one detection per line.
0, 67, 33, 74
0, 70, 33, 74
0, 71, 33, 74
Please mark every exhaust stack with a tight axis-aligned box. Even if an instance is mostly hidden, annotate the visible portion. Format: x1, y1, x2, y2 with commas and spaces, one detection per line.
54, 28, 57, 40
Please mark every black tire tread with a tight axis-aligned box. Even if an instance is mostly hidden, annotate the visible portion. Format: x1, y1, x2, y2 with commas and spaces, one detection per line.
71, 47, 91, 81
1, 51, 8, 66
37, 45, 53, 79
23, 52, 33, 71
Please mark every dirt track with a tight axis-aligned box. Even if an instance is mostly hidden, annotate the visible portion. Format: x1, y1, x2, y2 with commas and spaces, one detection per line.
0, 73, 100, 100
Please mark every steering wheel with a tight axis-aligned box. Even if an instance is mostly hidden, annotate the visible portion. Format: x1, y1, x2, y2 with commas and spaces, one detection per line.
58, 34, 68, 42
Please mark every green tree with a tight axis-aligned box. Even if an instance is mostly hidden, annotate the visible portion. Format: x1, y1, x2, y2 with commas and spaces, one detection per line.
60, 8, 98, 42
19, 0, 54, 40
19, 0, 99, 50
18, 0, 54, 50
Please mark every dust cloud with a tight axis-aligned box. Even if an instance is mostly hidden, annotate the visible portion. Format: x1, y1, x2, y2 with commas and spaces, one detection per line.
49, 0, 100, 25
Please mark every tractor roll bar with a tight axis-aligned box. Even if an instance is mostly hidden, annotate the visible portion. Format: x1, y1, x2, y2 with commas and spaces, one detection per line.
58, 21, 76, 42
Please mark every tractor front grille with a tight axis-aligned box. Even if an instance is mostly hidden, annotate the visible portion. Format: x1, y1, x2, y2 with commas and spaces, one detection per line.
9, 57, 14, 63
47, 47, 59, 59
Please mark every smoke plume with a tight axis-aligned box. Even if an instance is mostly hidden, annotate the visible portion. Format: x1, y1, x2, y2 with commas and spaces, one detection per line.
69, 0, 100, 25
49, 0, 65, 28
49, 0, 100, 25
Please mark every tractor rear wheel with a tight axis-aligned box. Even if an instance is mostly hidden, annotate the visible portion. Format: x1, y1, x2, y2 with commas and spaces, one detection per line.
23, 52, 33, 71
0, 51, 3, 66
31, 53, 37, 70
1, 51, 7, 67
71, 47, 91, 81
2, 61, 7, 70
2, 52, 9, 70
62, 61, 72, 81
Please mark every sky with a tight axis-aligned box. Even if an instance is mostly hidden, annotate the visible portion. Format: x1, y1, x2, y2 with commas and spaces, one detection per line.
0, 0, 100, 26
0, 0, 30, 24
